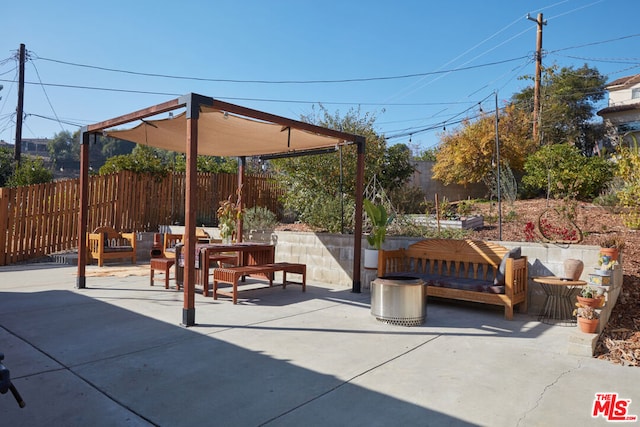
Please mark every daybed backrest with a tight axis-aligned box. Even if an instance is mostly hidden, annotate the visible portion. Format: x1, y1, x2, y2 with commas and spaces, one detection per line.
403, 239, 508, 281
406, 239, 507, 267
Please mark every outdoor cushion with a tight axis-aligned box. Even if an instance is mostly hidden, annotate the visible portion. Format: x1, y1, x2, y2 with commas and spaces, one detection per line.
494, 247, 521, 286
385, 272, 503, 294
104, 246, 134, 253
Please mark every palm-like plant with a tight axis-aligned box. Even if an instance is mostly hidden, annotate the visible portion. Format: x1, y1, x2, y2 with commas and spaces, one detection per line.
363, 199, 389, 250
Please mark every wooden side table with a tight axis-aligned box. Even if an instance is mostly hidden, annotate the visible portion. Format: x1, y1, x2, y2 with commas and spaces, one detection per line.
533, 276, 586, 325
150, 258, 176, 290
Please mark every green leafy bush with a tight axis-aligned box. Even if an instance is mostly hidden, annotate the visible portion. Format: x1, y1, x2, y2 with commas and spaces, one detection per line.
522, 143, 612, 200
6, 156, 53, 187
243, 206, 277, 231
615, 146, 640, 229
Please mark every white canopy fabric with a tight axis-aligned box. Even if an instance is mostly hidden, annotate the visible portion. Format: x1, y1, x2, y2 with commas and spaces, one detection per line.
106, 106, 346, 157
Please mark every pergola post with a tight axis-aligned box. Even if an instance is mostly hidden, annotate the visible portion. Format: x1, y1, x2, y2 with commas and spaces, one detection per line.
352, 136, 366, 293
182, 98, 199, 326
76, 130, 90, 289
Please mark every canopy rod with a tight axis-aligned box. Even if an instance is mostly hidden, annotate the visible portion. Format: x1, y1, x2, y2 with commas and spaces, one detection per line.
258, 146, 338, 161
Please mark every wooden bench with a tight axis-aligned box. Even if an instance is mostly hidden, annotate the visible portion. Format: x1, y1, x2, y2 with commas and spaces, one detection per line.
378, 239, 528, 320
213, 262, 306, 304
87, 226, 136, 267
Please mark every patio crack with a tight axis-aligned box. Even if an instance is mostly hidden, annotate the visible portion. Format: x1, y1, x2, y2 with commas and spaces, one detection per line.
516, 360, 582, 426
258, 334, 443, 426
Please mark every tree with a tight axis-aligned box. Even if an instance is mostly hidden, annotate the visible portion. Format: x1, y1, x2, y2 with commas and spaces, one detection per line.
0, 145, 15, 187
270, 105, 408, 231
173, 154, 238, 174
433, 104, 535, 186
414, 146, 439, 162
91, 135, 135, 168
99, 144, 168, 176
512, 63, 606, 153
6, 156, 53, 187
380, 143, 415, 191
48, 130, 79, 169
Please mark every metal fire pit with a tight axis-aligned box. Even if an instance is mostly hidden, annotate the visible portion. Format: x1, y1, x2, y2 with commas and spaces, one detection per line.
371, 276, 425, 326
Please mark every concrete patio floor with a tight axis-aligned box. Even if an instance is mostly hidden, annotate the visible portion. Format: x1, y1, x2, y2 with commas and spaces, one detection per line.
0, 262, 638, 426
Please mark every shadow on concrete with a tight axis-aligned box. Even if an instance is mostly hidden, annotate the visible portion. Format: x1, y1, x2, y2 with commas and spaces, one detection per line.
0, 289, 479, 426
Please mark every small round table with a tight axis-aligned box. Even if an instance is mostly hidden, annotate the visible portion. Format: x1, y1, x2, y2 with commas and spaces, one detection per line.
533, 276, 586, 325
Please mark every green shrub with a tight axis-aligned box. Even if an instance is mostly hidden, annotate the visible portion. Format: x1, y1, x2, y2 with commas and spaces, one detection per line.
615, 146, 640, 229
243, 206, 278, 231
388, 185, 426, 214
298, 194, 354, 233
522, 144, 613, 200
6, 156, 53, 187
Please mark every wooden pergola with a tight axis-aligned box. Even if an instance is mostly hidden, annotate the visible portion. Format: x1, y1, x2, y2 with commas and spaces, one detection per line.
76, 93, 366, 326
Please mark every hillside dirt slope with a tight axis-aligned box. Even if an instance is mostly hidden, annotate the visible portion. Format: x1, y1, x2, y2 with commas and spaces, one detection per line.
470, 199, 639, 366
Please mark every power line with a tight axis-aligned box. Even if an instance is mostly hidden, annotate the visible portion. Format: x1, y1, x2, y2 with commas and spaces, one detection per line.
26, 113, 84, 127
549, 53, 640, 65
33, 54, 529, 84
0, 78, 482, 108
30, 61, 65, 132
547, 33, 640, 54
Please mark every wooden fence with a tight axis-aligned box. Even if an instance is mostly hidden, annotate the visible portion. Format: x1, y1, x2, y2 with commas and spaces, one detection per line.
0, 171, 283, 265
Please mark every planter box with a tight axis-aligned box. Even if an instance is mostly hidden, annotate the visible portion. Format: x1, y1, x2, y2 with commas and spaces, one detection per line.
410, 215, 484, 230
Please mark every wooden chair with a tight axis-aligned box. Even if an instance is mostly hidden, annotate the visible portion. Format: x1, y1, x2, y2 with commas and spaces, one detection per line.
163, 233, 183, 259
87, 226, 136, 267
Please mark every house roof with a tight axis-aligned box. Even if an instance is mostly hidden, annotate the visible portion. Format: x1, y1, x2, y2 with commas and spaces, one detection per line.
597, 101, 640, 116
606, 74, 640, 90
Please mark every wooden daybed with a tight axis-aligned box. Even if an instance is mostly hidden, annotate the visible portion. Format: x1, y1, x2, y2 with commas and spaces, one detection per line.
377, 239, 528, 320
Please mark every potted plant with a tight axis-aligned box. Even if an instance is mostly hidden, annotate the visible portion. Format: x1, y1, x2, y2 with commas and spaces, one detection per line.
217, 186, 243, 243
576, 285, 604, 308
363, 198, 390, 269
596, 254, 618, 276
598, 235, 625, 262
573, 304, 600, 333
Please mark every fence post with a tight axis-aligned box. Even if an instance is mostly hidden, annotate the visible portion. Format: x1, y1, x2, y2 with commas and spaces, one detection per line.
0, 188, 10, 265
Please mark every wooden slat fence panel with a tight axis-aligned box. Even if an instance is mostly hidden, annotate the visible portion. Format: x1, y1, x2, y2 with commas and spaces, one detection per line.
0, 171, 283, 265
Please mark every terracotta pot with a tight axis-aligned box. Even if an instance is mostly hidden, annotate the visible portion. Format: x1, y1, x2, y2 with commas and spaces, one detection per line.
577, 317, 599, 333
563, 259, 584, 280
599, 247, 619, 262
577, 295, 604, 308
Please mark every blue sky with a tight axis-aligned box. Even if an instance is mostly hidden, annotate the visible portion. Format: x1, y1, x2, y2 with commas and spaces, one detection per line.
1, 0, 639, 152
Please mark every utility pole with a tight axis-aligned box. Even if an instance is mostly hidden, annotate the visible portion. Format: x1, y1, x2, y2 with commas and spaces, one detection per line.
495, 90, 502, 241
14, 43, 26, 163
527, 13, 546, 144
